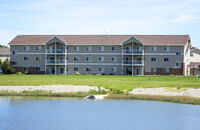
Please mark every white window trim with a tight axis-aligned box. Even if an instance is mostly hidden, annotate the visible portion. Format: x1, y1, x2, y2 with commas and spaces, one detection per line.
111, 46, 117, 51
12, 50, 18, 55
163, 68, 169, 73
24, 67, 29, 71
35, 67, 41, 71
73, 56, 79, 61
176, 52, 182, 56
74, 46, 79, 51
164, 57, 169, 62
36, 56, 41, 61
150, 57, 157, 62
98, 56, 104, 62
98, 67, 104, 73
151, 47, 157, 52
86, 67, 92, 72
111, 56, 117, 62
86, 46, 92, 51
86, 56, 92, 62
74, 67, 79, 72
98, 46, 104, 51
110, 67, 117, 73
36, 46, 41, 51
151, 68, 156, 72
24, 46, 29, 51
24, 56, 29, 61
164, 47, 170, 52
12, 61, 17, 66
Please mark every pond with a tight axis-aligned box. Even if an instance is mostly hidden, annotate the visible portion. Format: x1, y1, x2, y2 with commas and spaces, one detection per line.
0, 96, 200, 130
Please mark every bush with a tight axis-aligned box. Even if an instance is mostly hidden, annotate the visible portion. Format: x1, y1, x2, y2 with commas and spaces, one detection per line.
24, 72, 28, 74
170, 74, 174, 76
75, 72, 80, 75
109, 73, 114, 75
83, 72, 88, 75
0, 59, 2, 68
177, 86, 181, 89
92, 72, 96, 75
154, 74, 156, 76
109, 89, 124, 94
17, 72, 22, 75
2, 58, 15, 74
100, 73, 105, 75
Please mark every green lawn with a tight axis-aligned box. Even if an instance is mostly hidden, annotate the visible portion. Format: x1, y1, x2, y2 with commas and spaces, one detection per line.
0, 74, 200, 90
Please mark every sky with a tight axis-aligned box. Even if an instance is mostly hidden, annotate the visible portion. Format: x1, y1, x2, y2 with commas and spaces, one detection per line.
0, 0, 200, 48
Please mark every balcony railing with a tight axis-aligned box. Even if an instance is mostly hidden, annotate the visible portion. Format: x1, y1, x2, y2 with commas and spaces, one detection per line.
46, 60, 67, 64
46, 49, 66, 54
123, 60, 143, 65
123, 50, 143, 54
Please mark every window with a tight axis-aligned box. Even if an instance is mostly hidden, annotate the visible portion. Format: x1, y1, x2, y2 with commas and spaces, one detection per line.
74, 56, 79, 61
86, 56, 92, 62
98, 56, 104, 62
99, 46, 104, 51
86, 46, 92, 51
176, 62, 180, 67
36, 57, 41, 61
24, 57, 29, 61
164, 57, 169, 62
24, 67, 29, 71
176, 52, 182, 56
190, 53, 194, 57
98, 67, 104, 72
12, 50, 17, 55
36, 46, 41, 51
35, 67, 40, 71
151, 68, 156, 72
12, 61, 17, 66
111, 57, 117, 62
151, 47, 157, 52
163, 68, 169, 73
151, 57, 156, 62
0, 55, 4, 57
111, 67, 117, 72
86, 67, 91, 72
24, 46, 29, 51
74, 67, 79, 71
164, 47, 170, 52
74, 46, 79, 51
111, 46, 117, 51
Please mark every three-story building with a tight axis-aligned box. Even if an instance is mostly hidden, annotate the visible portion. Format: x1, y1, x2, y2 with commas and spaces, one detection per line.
8, 35, 191, 75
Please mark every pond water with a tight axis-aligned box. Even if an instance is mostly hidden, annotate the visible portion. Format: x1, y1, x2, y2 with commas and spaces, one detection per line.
0, 96, 200, 130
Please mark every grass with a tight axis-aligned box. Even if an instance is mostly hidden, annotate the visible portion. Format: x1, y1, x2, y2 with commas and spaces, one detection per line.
0, 74, 200, 90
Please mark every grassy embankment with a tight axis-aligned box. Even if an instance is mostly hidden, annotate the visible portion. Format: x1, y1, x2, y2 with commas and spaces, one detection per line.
0, 74, 200, 105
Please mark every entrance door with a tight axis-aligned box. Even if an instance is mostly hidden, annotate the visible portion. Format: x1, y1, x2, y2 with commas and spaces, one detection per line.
126, 68, 132, 75
136, 68, 141, 75
60, 68, 64, 74
50, 67, 55, 74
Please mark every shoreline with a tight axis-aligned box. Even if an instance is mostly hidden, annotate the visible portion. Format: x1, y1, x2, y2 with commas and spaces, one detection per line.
0, 85, 200, 105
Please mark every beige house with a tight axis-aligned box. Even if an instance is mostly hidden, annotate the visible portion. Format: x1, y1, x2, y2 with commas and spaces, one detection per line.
0, 47, 10, 62
8, 35, 191, 75
188, 47, 200, 75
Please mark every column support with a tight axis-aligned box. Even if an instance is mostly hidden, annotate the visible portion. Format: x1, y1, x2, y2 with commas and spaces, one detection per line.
132, 42, 134, 76
121, 44, 124, 75
64, 45, 67, 75
55, 42, 57, 75
45, 45, 47, 74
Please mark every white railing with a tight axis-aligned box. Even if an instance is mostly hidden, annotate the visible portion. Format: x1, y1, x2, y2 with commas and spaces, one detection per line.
123, 50, 143, 54
46, 60, 67, 64
46, 49, 66, 54
123, 60, 143, 65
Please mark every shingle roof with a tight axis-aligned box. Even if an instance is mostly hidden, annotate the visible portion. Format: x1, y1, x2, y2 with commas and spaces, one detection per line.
0, 47, 10, 55
8, 35, 190, 45
188, 62, 200, 68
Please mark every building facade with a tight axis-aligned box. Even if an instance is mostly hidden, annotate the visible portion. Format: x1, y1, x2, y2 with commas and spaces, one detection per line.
0, 47, 10, 62
8, 35, 191, 75
188, 47, 200, 75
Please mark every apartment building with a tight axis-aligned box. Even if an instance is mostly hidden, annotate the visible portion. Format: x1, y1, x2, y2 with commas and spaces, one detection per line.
0, 47, 10, 62
8, 35, 191, 75
188, 47, 200, 75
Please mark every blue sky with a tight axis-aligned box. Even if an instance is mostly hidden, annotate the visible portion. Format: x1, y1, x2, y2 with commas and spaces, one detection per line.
0, 0, 200, 47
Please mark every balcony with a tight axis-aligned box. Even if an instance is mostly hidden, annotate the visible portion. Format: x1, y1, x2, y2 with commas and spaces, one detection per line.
123, 60, 144, 65
123, 50, 143, 54
46, 60, 67, 65
46, 49, 66, 54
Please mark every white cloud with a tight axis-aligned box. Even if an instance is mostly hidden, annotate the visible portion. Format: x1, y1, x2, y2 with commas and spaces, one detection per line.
172, 14, 200, 23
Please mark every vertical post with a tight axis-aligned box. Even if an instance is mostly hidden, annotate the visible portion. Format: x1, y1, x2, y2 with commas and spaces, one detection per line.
45, 45, 47, 74
55, 42, 57, 74
132, 42, 134, 76
122, 44, 124, 75
64, 45, 66, 75
142, 45, 144, 75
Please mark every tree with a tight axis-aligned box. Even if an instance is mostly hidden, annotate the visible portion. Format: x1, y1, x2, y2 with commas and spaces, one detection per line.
0, 59, 2, 68
2, 58, 15, 74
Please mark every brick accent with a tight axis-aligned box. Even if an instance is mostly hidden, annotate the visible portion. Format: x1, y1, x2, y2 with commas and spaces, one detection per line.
144, 63, 184, 75
14, 67, 45, 74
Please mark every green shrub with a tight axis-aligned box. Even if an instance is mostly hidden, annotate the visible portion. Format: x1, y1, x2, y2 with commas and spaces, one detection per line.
0, 59, 2, 68
100, 73, 105, 75
17, 72, 22, 75
109, 89, 124, 94
75, 72, 80, 75
154, 74, 156, 76
170, 74, 174, 76
109, 73, 114, 75
24, 72, 28, 74
83, 72, 88, 75
177, 86, 181, 89
92, 72, 96, 75
2, 58, 15, 74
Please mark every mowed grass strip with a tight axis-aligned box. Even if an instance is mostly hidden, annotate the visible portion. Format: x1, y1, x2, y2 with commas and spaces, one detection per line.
0, 74, 199, 90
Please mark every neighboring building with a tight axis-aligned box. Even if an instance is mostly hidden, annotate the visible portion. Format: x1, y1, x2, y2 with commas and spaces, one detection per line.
188, 47, 200, 75
8, 35, 191, 75
0, 47, 10, 62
